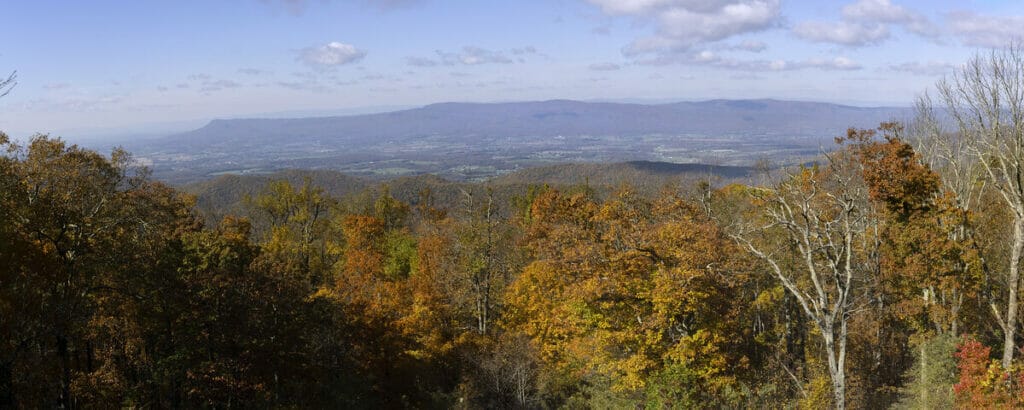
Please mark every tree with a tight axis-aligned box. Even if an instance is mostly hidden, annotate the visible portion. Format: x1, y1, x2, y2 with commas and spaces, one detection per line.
248, 178, 340, 288
0, 70, 14, 98
0, 135, 208, 406
922, 44, 1024, 368
6, 137, 151, 406
456, 187, 517, 335
731, 146, 880, 410
895, 334, 958, 409
505, 187, 752, 406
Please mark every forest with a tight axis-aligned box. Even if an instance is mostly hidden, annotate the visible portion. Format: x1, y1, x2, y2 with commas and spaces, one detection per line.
5, 50, 1024, 409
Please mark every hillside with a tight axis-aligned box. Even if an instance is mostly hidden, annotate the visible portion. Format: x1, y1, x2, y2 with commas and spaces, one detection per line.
491, 160, 753, 187
183, 160, 754, 224
183, 169, 369, 223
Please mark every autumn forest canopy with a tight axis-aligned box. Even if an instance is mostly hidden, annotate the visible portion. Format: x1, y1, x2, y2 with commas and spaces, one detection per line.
9, 48, 1024, 409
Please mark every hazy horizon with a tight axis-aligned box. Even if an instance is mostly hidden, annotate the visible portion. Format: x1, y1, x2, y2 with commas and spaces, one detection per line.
16, 96, 916, 145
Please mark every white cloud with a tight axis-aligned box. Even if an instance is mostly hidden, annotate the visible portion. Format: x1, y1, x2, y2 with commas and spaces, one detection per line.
947, 11, 1024, 48
682, 51, 862, 71
793, 21, 889, 46
737, 39, 767, 52
586, 0, 670, 15
445, 46, 513, 65
298, 42, 367, 68
588, 62, 622, 71
200, 79, 243, 93
842, 0, 939, 37
276, 80, 334, 93
803, 56, 862, 70
407, 46, 539, 67
730, 73, 764, 80
843, 0, 909, 22
695, 50, 718, 62
586, 0, 782, 55
436, 46, 514, 65
793, 0, 938, 47
511, 46, 538, 55
722, 39, 767, 52
888, 61, 956, 75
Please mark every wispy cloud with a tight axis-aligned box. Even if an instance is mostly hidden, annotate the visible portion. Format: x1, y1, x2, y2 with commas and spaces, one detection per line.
947, 11, 1024, 47
793, 21, 889, 47
238, 68, 270, 75
200, 79, 243, 93
438, 46, 513, 65
842, 0, 939, 37
407, 46, 538, 67
727, 40, 768, 52
405, 56, 438, 67
887, 61, 956, 76
677, 50, 862, 71
276, 80, 335, 93
297, 41, 366, 68
588, 62, 621, 71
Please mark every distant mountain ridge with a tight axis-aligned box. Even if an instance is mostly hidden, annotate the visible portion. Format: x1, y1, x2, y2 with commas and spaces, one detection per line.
154, 99, 911, 149
135, 98, 912, 184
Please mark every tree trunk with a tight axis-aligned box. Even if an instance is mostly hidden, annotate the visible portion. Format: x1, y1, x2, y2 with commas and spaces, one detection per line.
832, 376, 846, 410
58, 335, 72, 409
481, 287, 489, 334
920, 341, 928, 406
823, 325, 846, 410
1003, 218, 1024, 368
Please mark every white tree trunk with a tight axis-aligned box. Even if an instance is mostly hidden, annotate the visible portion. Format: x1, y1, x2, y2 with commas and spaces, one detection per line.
1004, 218, 1024, 367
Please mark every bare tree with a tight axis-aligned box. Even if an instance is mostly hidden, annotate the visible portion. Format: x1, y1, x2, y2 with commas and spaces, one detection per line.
0, 71, 14, 98
731, 152, 878, 410
910, 95, 984, 212
909, 96, 985, 338
921, 45, 1024, 368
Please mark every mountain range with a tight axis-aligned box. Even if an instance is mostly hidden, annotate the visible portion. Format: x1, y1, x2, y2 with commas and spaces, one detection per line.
131, 99, 912, 183
153, 99, 910, 149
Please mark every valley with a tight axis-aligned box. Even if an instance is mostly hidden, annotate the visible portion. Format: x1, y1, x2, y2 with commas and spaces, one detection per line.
125, 99, 910, 184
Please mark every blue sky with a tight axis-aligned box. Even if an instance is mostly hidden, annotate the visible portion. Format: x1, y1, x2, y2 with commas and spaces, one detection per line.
1, 0, 1021, 139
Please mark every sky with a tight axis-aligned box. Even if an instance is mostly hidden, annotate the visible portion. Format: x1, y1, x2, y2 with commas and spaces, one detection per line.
2, 0, 1023, 140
